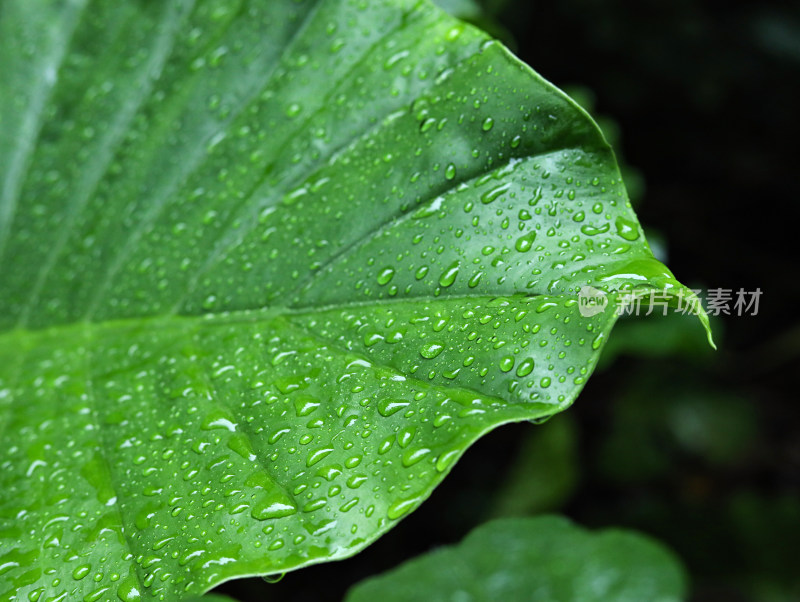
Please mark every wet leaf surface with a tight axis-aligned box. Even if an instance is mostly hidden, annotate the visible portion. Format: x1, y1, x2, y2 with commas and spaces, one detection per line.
0, 0, 708, 599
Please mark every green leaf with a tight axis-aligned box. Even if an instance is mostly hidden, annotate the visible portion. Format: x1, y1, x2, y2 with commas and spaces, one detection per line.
0, 0, 711, 599
345, 515, 688, 602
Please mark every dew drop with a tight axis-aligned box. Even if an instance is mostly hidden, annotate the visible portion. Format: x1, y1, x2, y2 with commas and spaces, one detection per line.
377, 398, 411, 417
438, 261, 460, 287
615, 216, 640, 241
306, 448, 335, 467
516, 358, 534, 377
116, 575, 142, 602
435, 449, 461, 472
419, 343, 444, 359
251, 500, 298, 520
468, 272, 483, 288
377, 267, 395, 285
499, 356, 515, 373
481, 183, 510, 204
387, 495, 422, 520
515, 232, 537, 253
72, 564, 91, 581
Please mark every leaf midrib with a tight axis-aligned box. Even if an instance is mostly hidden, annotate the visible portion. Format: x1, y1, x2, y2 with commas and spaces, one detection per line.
0, 291, 563, 346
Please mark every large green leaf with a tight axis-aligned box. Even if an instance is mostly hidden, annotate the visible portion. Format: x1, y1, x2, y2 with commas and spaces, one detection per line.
0, 0, 710, 600
345, 516, 688, 601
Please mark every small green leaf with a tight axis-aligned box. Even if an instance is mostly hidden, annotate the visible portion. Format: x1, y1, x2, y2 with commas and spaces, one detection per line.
345, 516, 688, 602
0, 0, 710, 599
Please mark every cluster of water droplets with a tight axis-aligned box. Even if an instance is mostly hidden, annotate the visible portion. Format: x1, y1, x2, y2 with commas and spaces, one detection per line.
0, 0, 674, 599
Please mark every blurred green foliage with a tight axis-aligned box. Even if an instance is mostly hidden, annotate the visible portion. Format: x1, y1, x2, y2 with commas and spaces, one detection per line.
346, 516, 687, 602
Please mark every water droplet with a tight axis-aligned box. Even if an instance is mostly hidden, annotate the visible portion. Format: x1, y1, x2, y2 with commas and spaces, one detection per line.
402, 447, 431, 467
419, 343, 444, 359
435, 449, 461, 472
72, 564, 91, 581
516, 358, 534, 377
536, 301, 558, 313
481, 183, 510, 204
306, 448, 335, 467
398, 426, 416, 448
377, 398, 411, 417
615, 216, 640, 241
387, 495, 422, 520
438, 261, 460, 287
581, 223, 611, 236
499, 356, 515, 372
515, 232, 537, 252
294, 395, 320, 417
420, 117, 436, 132
377, 267, 395, 285
116, 574, 142, 602
468, 272, 483, 288
445, 25, 464, 41
383, 50, 409, 70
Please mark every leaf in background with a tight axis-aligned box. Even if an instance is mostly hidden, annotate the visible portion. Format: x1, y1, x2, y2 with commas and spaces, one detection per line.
597, 376, 757, 484
562, 85, 646, 206
0, 0, 710, 599
597, 311, 717, 371
432, 0, 483, 21
489, 414, 579, 517
432, 0, 516, 49
345, 515, 688, 602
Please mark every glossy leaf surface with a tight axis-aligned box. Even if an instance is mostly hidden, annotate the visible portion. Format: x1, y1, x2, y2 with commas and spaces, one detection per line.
0, 0, 709, 599
345, 516, 688, 602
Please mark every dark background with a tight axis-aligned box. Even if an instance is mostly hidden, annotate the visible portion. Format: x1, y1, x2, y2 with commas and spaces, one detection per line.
216, 1, 800, 600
